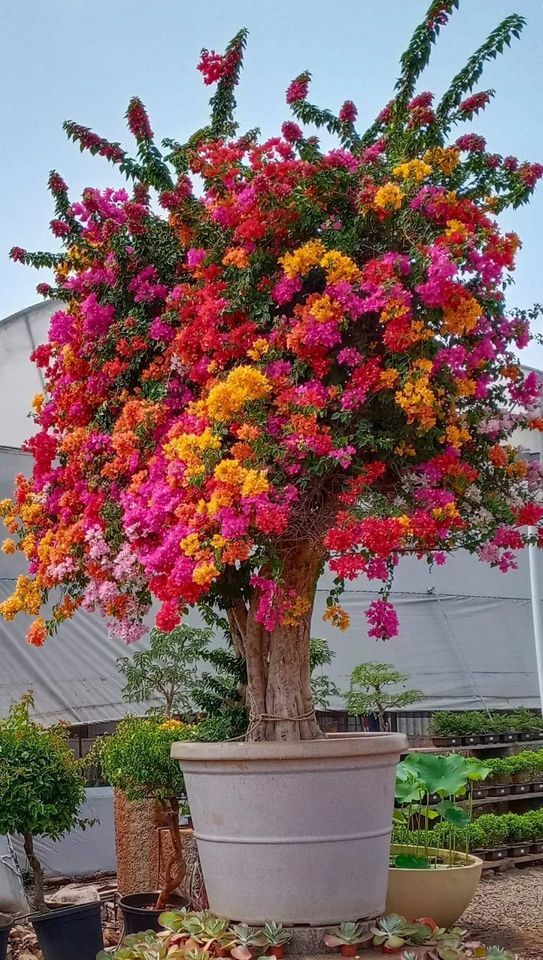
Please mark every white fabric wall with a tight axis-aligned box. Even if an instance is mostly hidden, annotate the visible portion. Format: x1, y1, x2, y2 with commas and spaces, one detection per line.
11, 787, 116, 878
0, 302, 57, 449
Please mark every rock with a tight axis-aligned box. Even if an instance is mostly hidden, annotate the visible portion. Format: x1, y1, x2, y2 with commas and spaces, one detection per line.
47, 883, 99, 905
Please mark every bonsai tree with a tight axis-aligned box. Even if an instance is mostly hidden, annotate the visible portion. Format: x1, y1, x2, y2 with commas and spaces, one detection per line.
118, 624, 212, 718
99, 715, 198, 909
0, 693, 85, 911
345, 662, 423, 731
310, 637, 341, 709
2, 2, 543, 742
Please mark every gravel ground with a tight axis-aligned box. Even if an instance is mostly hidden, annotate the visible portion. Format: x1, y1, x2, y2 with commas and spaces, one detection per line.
462, 867, 543, 958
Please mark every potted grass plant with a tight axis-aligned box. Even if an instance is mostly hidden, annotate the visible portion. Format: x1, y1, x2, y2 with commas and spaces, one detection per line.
0, 694, 102, 960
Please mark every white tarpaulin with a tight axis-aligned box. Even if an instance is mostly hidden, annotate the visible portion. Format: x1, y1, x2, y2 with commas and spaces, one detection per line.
0, 443, 541, 719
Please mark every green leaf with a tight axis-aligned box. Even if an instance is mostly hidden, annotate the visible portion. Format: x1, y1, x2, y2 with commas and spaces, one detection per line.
435, 801, 469, 827
405, 753, 473, 796
393, 854, 431, 869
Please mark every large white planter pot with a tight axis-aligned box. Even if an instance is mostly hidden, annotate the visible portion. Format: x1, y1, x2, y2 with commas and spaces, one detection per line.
172, 732, 406, 924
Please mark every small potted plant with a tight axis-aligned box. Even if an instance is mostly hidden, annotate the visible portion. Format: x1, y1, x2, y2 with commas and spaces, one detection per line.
323, 922, 372, 956
428, 713, 466, 748
0, 694, 102, 960
261, 922, 292, 958
99, 715, 198, 931
345, 663, 423, 733
230, 924, 267, 959
511, 709, 542, 742
371, 916, 425, 954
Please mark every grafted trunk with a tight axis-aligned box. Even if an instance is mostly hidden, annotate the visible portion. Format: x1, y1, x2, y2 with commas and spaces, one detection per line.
244, 541, 323, 742
155, 797, 186, 910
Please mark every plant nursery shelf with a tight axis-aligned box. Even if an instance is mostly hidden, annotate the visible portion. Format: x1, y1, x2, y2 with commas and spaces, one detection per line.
472, 789, 543, 806
481, 849, 543, 871
407, 739, 543, 755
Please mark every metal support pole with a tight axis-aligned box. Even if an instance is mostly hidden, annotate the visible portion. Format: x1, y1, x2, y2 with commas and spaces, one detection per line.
528, 529, 543, 716
529, 428, 543, 716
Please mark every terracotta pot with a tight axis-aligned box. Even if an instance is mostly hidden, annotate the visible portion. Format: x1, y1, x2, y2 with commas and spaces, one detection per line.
268, 946, 285, 958
340, 945, 357, 956
386, 845, 482, 928
172, 732, 406, 924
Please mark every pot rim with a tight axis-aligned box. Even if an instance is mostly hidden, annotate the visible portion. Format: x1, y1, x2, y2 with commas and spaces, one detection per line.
171, 731, 407, 762
389, 844, 483, 871
119, 892, 189, 914
30, 901, 101, 924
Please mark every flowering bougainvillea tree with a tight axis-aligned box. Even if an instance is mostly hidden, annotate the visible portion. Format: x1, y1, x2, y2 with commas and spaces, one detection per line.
2, 1, 543, 740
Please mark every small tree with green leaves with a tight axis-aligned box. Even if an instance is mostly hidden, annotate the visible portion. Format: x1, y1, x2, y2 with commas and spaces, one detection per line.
309, 638, 341, 710
345, 663, 423, 732
99, 716, 198, 910
0, 693, 86, 911
117, 625, 212, 718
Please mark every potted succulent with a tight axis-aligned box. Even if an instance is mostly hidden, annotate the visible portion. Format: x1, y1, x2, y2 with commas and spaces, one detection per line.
229, 924, 268, 960
261, 923, 292, 959
99, 716, 198, 930
3, 0, 542, 928
0, 694, 102, 960
371, 915, 431, 954
324, 922, 372, 956
387, 753, 489, 926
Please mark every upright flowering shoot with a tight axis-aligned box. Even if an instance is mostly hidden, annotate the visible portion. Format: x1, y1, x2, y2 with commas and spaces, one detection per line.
3, 3, 543, 741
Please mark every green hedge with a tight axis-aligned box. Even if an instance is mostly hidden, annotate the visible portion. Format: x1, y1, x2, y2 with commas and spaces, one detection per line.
429, 709, 543, 738
484, 750, 543, 783
393, 809, 543, 850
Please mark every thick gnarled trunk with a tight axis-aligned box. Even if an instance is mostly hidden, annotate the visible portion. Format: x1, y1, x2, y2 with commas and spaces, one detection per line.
241, 541, 323, 742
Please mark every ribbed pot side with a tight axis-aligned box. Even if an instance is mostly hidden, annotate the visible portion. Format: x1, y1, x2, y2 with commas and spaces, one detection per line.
171, 732, 406, 924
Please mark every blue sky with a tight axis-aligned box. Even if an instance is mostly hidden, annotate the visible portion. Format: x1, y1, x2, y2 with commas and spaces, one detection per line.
1, 0, 542, 365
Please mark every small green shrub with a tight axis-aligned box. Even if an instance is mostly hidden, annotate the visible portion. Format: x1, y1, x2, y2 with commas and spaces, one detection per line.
0, 694, 86, 910
429, 710, 543, 739
392, 810, 543, 852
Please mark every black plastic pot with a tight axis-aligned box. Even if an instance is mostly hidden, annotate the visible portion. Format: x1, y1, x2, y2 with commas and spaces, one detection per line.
32, 901, 103, 960
0, 923, 11, 960
500, 732, 519, 743
508, 843, 530, 857
488, 784, 509, 797
512, 782, 531, 795
479, 734, 499, 744
432, 735, 465, 747
485, 847, 507, 861
119, 892, 190, 935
